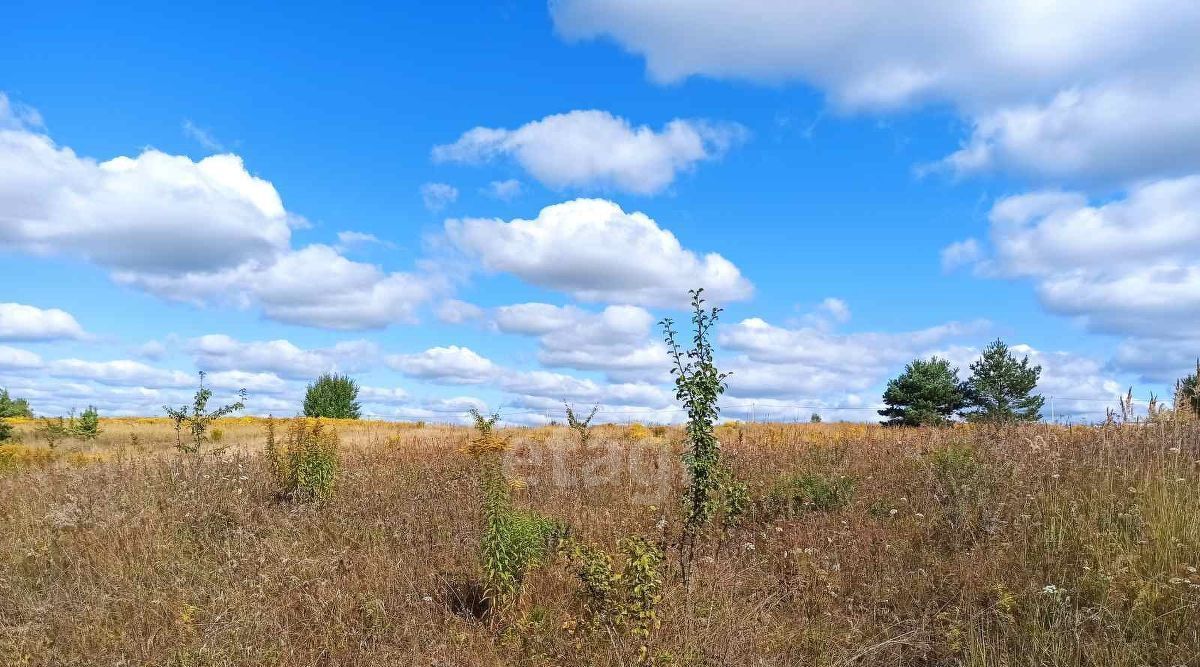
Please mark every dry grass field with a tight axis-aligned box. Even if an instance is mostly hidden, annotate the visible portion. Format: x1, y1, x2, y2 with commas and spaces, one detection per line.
1, 417, 1199, 666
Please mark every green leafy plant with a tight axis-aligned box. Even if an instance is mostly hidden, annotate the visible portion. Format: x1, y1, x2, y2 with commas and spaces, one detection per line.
303, 373, 362, 419
466, 409, 562, 607
879, 356, 966, 426
661, 288, 738, 584
963, 338, 1044, 423
164, 371, 247, 454
0, 417, 11, 443
265, 416, 339, 502
565, 536, 665, 663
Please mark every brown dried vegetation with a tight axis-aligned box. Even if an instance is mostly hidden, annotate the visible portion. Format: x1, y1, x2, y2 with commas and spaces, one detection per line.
1, 418, 1198, 666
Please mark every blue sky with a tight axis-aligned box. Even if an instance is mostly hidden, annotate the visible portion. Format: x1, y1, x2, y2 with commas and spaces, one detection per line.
2, 1, 1198, 423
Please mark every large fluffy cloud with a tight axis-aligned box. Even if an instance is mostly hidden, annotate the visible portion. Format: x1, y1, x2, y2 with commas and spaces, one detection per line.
551, 1, 1199, 107
0, 129, 291, 272
0, 303, 85, 341
0, 96, 441, 330
433, 110, 746, 194
447, 199, 752, 306
1112, 338, 1200, 385
942, 176, 1200, 384
955, 176, 1200, 335
552, 2, 1200, 182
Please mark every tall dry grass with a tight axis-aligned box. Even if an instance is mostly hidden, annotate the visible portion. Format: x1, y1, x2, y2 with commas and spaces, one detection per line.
1, 418, 1198, 665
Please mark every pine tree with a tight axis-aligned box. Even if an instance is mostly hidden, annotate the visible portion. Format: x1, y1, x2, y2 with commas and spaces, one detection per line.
879, 357, 966, 427
1175, 361, 1199, 417
303, 373, 362, 419
963, 339, 1044, 423
0, 388, 32, 418
73, 405, 101, 440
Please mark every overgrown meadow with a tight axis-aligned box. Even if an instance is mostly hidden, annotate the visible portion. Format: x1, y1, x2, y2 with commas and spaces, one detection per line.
1, 415, 1198, 666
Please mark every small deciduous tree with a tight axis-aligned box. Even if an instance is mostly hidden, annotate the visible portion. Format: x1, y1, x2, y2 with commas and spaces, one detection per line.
879, 357, 966, 427
963, 339, 1044, 423
565, 402, 599, 499
164, 371, 247, 453
303, 373, 362, 419
661, 288, 742, 584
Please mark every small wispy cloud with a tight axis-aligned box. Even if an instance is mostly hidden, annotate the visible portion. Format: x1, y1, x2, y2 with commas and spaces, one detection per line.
182, 119, 225, 152
421, 182, 459, 212
484, 178, 523, 201
335, 230, 396, 251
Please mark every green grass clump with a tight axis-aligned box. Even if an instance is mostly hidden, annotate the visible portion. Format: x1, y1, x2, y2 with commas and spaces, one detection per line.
764, 472, 854, 517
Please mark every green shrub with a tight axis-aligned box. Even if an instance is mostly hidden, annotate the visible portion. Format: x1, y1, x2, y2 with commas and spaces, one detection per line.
764, 473, 854, 517
303, 373, 361, 419
0, 418, 12, 443
265, 417, 339, 502
565, 536, 665, 661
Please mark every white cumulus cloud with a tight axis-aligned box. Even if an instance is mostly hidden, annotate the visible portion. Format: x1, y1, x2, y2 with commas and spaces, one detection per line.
965, 176, 1200, 335
0, 303, 86, 341
387, 345, 500, 384
447, 199, 752, 307
552, 2, 1200, 182
0, 96, 442, 331
434, 110, 746, 194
